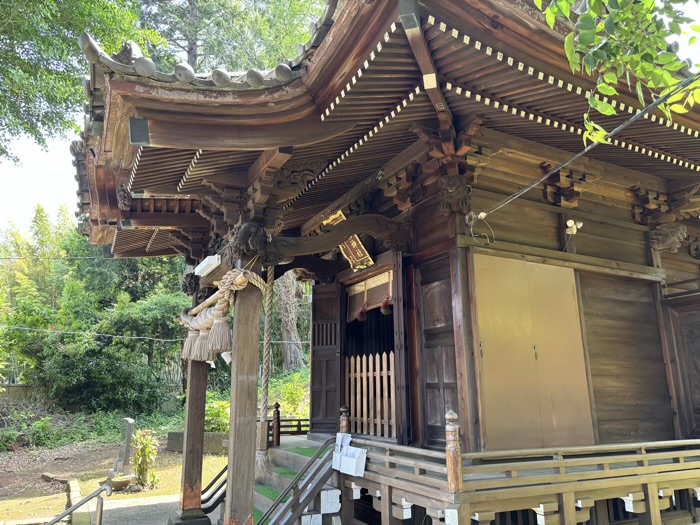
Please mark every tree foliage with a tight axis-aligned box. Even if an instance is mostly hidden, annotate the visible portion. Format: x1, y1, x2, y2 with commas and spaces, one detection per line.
0, 1, 159, 161
139, 0, 324, 72
0, 206, 189, 412
536, 0, 700, 143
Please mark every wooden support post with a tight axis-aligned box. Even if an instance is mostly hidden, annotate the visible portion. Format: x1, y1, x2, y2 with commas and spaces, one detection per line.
220, 258, 263, 525
340, 405, 350, 433
379, 484, 402, 525
559, 493, 577, 525
169, 360, 209, 525
272, 402, 281, 447
639, 482, 662, 525
593, 500, 610, 525
445, 411, 463, 494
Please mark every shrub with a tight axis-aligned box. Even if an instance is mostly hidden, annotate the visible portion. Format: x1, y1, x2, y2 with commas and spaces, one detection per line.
204, 393, 230, 432
268, 368, 310, 420
132, 429, 159, 488
43, 336, 167, 413
28, 417, 54, 447
0, 429, 19, 451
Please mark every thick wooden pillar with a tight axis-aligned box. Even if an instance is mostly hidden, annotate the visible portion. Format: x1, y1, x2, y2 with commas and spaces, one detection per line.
169, 359, 209, 525
220, 258, 263, 525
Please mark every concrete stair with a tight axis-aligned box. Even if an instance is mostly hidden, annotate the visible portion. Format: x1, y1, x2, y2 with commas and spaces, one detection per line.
252, 444, 340, 524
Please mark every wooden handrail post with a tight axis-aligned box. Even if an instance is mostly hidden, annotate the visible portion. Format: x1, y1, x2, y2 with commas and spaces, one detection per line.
446, 410, 463, 494
272, 402, 281, 447
340, 405, 350, 434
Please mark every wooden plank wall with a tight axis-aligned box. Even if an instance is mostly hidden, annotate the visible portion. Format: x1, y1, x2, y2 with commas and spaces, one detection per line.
465, 135, 678, 445
579, 274, 675, 443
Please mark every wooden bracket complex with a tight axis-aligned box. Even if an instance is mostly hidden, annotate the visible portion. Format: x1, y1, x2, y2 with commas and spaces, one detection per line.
223, 214, 409, 267
543, 165, 594, 209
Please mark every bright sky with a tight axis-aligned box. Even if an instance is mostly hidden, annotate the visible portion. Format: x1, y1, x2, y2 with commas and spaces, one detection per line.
0, 133, 80, 232
0, 4, 698, 234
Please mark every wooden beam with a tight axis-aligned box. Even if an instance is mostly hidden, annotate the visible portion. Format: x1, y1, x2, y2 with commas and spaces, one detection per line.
247, 147, 293, 186
112, 247, 179, 258
458, 235, 666, 282
300, 140, 430, 236
122, 213, 209, 229
271, 215, 409, 260
399, 0, 453, 135
247, 147, 294, 221
129, 117, 354, 151
476, 127, 666, 193
668, 179, 700, 194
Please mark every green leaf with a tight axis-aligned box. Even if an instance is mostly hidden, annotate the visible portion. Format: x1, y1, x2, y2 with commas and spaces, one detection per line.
578, 14, 596, 30
691, 24, 700, 32
636, 82, 645, 105
693, 89, 700, 105
579, 30, 596, 46
670, 104, 689, 113
603, 71, 618, 84
656, 51, 676, 64
564, 32, 577, 68
546, 8, 557, 28
608, 0, 620, 9
534, 0, 543, 9
589, 96, 617, 116
597, 84, 618, 96
604, 16, 615, 34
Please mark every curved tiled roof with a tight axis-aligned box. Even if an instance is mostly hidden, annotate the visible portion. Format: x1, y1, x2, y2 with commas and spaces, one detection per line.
79, 0, 338, 92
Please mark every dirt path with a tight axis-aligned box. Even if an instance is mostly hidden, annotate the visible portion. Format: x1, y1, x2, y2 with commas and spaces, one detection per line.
0, 441, 120, 500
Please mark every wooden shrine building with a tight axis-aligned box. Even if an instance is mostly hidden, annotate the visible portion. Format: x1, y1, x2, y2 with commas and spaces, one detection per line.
73, 0, 700, 524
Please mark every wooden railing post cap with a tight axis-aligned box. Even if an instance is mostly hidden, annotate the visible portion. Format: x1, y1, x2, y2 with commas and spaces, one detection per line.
340, 405, 350, 417
273, 402, 280, 412
445, 410, 459, 429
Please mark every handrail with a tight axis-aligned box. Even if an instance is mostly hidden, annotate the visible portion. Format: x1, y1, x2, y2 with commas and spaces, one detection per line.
461, 438, 700, 461
46, 483, 112, 525
257, 437, 336, 525
202, 465, 228, 505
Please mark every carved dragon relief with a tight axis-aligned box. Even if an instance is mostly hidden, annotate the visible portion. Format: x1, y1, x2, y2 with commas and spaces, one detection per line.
116, 182, 132, 212
181, 272, 199, 296
650, 223, 687, 253
273, 160, 328, 206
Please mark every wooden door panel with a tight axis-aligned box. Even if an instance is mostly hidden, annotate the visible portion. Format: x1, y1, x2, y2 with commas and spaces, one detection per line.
417, 258, 459, 447
473, 254, 541, 450
310, 284, 342, 434
526, 263, 595, 447
473, 254, 595, 450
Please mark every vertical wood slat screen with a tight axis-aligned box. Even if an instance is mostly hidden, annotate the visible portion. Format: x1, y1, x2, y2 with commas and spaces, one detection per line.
345, 352, 397, 439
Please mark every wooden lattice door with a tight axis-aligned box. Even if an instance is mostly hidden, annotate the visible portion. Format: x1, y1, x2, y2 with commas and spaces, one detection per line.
309, 284, 343, 435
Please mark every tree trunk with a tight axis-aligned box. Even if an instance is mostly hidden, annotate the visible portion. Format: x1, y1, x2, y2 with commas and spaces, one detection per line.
187, 0, 199, 69
276, 272, 305, 372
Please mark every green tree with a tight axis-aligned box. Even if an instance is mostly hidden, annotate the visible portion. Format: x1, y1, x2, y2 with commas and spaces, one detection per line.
140, 0, 324, 72
536, 0, 700, 142
0, 0, 159, 160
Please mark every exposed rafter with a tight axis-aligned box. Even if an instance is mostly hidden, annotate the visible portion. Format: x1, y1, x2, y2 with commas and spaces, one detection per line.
399, 0, 454, 144
128, 117, 355, 151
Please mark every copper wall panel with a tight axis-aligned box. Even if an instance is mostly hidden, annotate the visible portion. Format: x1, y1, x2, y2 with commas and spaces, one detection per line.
473, 254, 594, 450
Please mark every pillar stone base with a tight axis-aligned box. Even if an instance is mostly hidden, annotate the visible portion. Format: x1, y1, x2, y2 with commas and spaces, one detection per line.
168, 509, 211, 525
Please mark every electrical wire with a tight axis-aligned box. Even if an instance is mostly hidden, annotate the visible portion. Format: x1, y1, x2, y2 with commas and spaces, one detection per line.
468, 71, 700, 223
0, 257, 108, 261
0, 324, 310, 344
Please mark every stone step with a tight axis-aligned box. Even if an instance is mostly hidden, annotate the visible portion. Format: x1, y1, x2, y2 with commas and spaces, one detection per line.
268, 445, 323, 473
